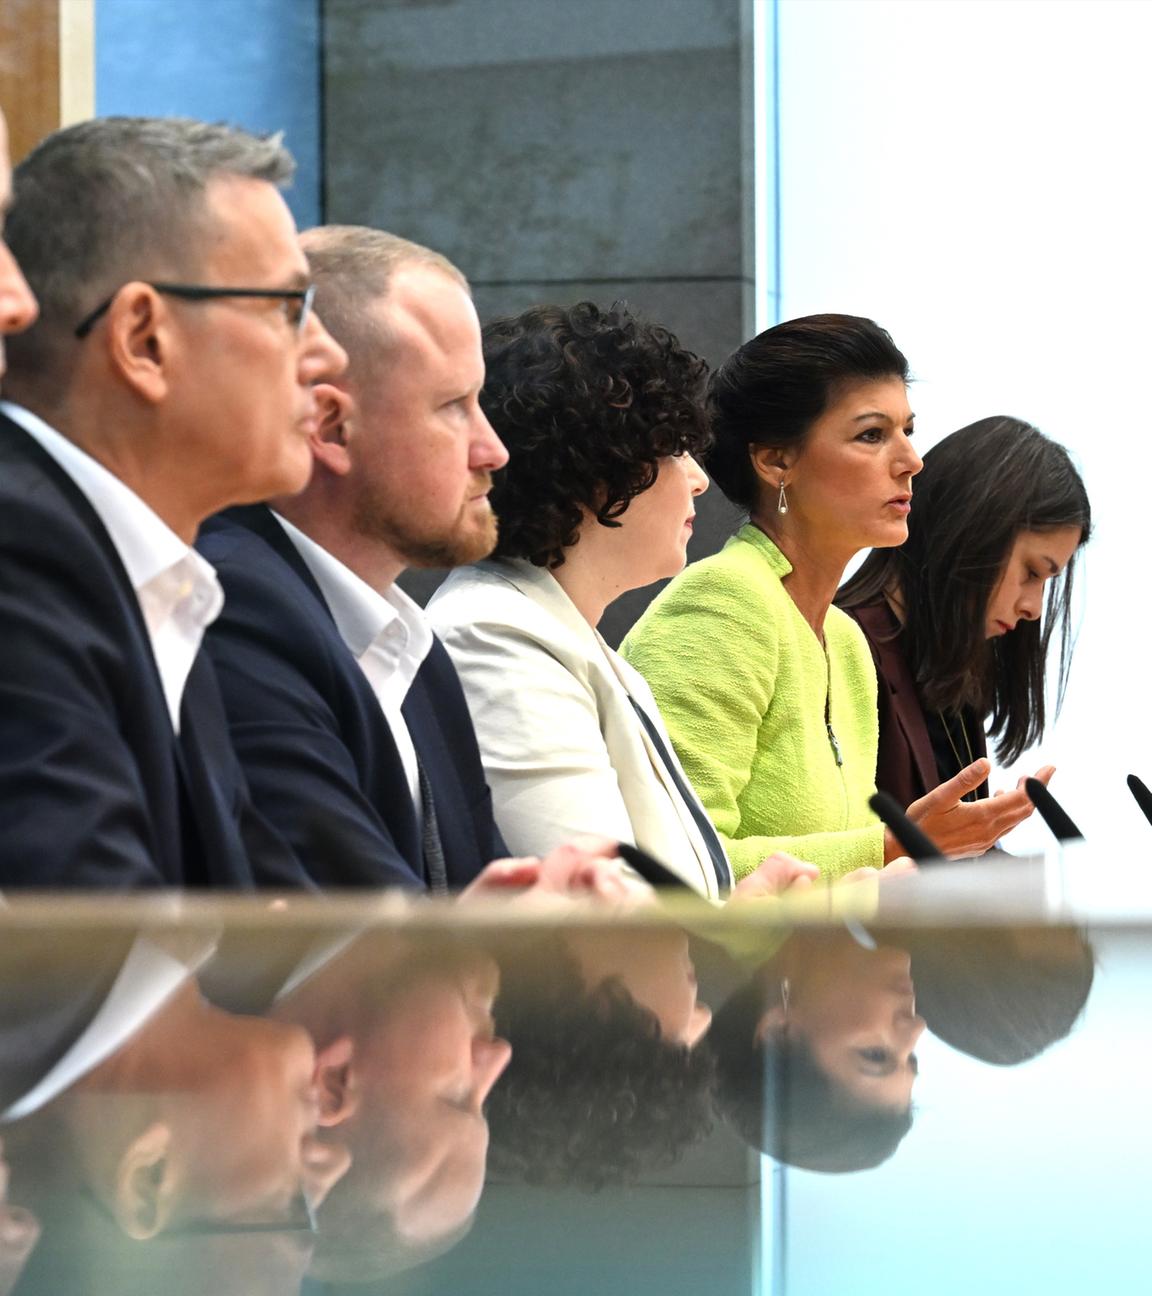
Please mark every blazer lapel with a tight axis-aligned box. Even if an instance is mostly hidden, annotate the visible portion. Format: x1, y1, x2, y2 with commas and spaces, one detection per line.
215, 505, 332, 611
491, 559, 723, 894
600, 647, 720, 893
854, 602, 939, 797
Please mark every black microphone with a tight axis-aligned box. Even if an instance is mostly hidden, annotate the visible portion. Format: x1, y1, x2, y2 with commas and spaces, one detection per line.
869, 791, 944, 863
1126, 773, 1152, 829
615, 841, 690, 889
1024, 778, 1084, 842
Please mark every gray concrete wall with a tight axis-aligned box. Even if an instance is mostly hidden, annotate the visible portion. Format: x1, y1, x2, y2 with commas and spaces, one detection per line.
323, 0, 756, 643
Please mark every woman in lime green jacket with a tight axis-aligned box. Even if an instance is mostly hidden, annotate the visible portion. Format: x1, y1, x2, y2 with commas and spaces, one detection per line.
622, 314, 1045, 879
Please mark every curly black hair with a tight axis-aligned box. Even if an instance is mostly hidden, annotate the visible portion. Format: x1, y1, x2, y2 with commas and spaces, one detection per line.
482, 301, 712, 569
486, 939, 716, 1190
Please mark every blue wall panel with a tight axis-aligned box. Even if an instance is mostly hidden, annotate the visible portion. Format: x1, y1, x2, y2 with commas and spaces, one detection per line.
95, 0, 322, 229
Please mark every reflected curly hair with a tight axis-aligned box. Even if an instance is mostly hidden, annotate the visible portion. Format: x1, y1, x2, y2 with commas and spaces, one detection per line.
486, 941, 716, 1190
482, 302, 712, 569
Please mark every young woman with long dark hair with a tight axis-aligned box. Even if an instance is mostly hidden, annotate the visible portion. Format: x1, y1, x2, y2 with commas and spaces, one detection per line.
837, 416, 1090, 805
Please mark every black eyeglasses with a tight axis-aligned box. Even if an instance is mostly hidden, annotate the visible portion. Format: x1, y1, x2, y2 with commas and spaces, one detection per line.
160, 1185, 319, 1238
74, 281, 317, 339
83, 1182, 319, 1240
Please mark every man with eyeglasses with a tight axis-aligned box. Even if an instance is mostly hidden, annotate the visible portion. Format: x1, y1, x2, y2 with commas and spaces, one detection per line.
0, 925, 350, 1272
0, 109, 38, 379
0, 115, 347, 888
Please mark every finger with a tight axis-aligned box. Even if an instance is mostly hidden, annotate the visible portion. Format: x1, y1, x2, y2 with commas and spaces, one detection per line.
763, 851, 820, 874
0, 1205, 39, 1296
912, 758, 991, 815
883, 856, 917, 876
785, 860, 821, 880
838, 866, 880, 884
563, 834, 620, 859
478, 857, 543, 886
1034, 765, 1056, 785
971, 793, 1033, 835
757, 858, 821, 885
458, 857, 543, 899
535, 842, 598, 886
967, 794, 1036, 844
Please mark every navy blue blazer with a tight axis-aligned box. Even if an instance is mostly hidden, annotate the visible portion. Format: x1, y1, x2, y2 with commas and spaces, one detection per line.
197, 506, 506, 890
0, 413, 305, 890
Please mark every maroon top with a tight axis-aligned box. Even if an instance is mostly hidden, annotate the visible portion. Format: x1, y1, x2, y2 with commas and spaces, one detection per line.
846, 598, 988, 807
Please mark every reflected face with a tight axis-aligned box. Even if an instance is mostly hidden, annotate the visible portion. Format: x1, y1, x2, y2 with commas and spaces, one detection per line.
985, 526, 1082, 638
763, 938, 925, 1112
173, 1009, 348, 1225
0, 1134, 40, 1290
565, 929, 713, 1047
333, 948, 511, 1243
170, 175, 346, 507
347, 265, 509, 569
603, 454, 709, 589
779, 377, 920, 555
0, 111, 40, 382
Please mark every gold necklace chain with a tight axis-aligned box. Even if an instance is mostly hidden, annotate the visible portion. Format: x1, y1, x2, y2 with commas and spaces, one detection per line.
937, 708, 977, 801
825, 642, 843, 768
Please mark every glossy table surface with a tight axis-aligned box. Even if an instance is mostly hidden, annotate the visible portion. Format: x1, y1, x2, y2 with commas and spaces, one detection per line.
0, 842, 1144, 1295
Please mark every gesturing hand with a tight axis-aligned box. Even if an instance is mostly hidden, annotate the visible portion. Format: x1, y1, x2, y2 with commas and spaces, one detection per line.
459, 836, 657, 911
889, 759, 1055, 860
729, 852, 821, 902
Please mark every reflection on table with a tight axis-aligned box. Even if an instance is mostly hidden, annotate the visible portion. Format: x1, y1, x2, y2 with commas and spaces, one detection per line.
0, 852, 1130, 1294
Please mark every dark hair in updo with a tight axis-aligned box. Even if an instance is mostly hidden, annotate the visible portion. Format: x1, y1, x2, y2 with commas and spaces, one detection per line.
709, 973, 912, 1172
707, 313, 910, 509
483, 301, 711, 569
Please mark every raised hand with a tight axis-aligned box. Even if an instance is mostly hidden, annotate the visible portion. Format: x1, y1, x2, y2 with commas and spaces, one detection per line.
891, 759, 1055, 860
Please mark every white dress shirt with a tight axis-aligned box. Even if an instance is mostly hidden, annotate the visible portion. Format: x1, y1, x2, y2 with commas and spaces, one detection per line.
0, 931, 218, 1123
274, 515, 433, 814
0, 401, 223, 733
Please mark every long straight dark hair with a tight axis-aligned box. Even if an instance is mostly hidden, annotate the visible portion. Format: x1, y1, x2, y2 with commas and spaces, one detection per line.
838, 416, 1091, 765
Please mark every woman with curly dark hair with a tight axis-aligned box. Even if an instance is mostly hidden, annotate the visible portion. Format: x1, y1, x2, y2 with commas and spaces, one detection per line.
486, 925, 717, 1190
428, 302, 815, 899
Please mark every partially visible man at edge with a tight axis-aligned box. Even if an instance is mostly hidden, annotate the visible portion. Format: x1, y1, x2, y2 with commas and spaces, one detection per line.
0, 109, 39, 405
199, 226, 625, 891
0, 115, 347, 888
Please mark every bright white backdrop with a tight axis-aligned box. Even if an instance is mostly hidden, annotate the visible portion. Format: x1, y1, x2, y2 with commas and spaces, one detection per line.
767, 0, 1152, 851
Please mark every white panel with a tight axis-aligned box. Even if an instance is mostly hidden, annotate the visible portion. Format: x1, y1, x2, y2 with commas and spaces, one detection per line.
779, 0, 1152, 850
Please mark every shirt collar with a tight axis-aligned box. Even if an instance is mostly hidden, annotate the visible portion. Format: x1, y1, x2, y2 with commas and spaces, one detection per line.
274, 513, 433, 664
0, 933, 217, 1124
0, 400, 209, 596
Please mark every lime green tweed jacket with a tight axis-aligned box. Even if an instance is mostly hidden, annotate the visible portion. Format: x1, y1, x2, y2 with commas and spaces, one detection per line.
621, 525, 885, 880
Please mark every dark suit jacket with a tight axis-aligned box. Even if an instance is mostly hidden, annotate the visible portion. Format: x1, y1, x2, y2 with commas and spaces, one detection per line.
0, 413, 304, 890
197, 506, 506, 890
847, 599, 989, 807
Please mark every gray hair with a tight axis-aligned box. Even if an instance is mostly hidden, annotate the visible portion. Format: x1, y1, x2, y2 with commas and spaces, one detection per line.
4, 116, 295, 395
300, 225, 468, 379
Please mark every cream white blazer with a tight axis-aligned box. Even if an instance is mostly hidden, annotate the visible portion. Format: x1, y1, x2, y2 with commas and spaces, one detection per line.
427, 559, 731, 900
